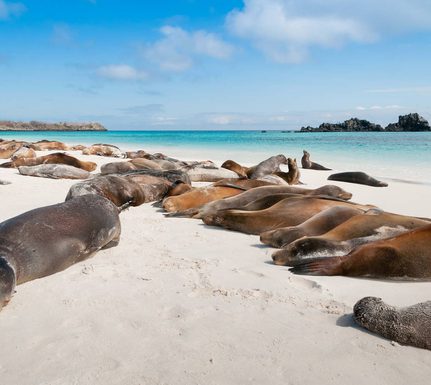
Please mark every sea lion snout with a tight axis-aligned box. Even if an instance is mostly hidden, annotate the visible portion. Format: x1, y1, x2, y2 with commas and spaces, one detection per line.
0, 257, 16, 310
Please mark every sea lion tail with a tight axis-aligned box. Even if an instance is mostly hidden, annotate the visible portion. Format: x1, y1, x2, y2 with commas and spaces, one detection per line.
0, 161, 13, 168
289, 256, 342, 276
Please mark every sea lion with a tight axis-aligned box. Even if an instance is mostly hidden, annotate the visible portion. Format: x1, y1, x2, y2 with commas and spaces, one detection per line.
273, 211, 430, 266
69, 144, 87, 151
328, 172, 388, 187
289, 223, 431, 279
353, 297, 431, 350
10, 146, 37, 160
221, 160, 249, 178
82, 143, 124, 158
18, 164, 91, 179
122, 169, 191, 185
124, 174, 172, 202
0, 194, 121, 311
196, 184, 352, 219
274, 158, 300, 185
257, 175, 288, 185
260, 205, 364, 248
66, 175, 146, 207
101, 161, 137, 175
202, 196, 373, 235
247, 154, 288, 179
126, 150, 148, 159
0, 152, 97, 172
163, 180, 193, 198
0, 141, 24, 159
301, 150, 331, 170
186, 167, 239, 182
0, 180, 11, 185
30, 140, 69, 151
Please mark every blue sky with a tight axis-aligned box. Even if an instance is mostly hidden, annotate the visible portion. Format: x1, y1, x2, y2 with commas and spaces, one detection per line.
1, 0, 431, 130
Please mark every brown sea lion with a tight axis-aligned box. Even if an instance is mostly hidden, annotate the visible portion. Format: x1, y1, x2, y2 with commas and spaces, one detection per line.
202, 196, 373, 235
221, 160, 249, 178
129, 157, 163, 170
101, 161, 137, 175
273, 211, 430, 266
354, 297, 431, 351
247, 154, 288, 179
260, 205, 365, 248
196, 184, 352, 219
0, 152, 97, 171
328, 172, 388, 187
0, 194, 121, 311
66, 175, 146, 207
301, 150, 331, 170
82, 143, 124, 158
122, 169, 191, 185
163, 180, 193, 198
124, 174, 172, 202
126, 150, 148, 159
18, 164, 91, 179
10, 146, 37, 160
274, 157, 301, 185
30, 140, 69, 151
0, 141, 24, 159
69, 144, 87, 151
289, 224, 431, 279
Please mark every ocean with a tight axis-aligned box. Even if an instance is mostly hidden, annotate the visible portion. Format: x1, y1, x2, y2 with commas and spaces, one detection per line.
1, 130, 430, 181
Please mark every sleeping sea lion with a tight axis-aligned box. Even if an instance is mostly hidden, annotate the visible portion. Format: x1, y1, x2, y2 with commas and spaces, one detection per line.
328, 172, 388, 187
82, 143, 124, 158
260, 205, 365, 248
247, 154, 287, 179
10, 146, 37, 160
354, 297, 431, 350
101, 161, 137, 175
126, 150, 148, 159
0, 194, 121, 311
0, 152, 97, 172
221, 160, 249, 178
18, 164, 91, 179
0, 141, 25, 159
186, 167, 239, 182
301, 150, 331, 170
202, 196, 373, 235
289, 224, 431, 279
122, 169, 191, 185
273, 211, 430, 266
30, 140, 69, 151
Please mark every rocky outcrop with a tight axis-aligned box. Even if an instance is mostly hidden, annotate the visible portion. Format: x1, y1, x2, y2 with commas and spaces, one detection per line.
0, 120, 106, 131
300, 113, 430, 132
300, 118, 383, 132
385, 113, 430, 132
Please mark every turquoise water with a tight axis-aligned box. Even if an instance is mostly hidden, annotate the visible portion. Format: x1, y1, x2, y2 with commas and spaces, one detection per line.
1, 130, 430, 180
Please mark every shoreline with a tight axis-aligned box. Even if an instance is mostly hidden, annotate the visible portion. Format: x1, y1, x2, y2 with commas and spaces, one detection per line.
0, 141, 430, 384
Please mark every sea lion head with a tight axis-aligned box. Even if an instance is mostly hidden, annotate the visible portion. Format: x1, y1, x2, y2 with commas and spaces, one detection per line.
276, 155, 288, 165
353, 296, 388, 329
0, 257, 16, 310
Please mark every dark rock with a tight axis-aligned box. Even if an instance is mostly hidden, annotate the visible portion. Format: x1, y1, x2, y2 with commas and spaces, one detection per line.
0, 120, 106, 131
300, 118, 383, 132
385, 113, 430, 132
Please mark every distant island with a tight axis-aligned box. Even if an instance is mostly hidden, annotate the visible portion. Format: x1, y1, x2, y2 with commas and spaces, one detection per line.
0, 120, 107, 131
299, 113, 431, 132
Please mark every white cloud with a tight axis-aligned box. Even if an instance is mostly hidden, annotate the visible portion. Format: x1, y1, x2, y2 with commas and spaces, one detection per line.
226, 0, 431, 63
0, 0, 26, 19
97, 64, 148, 81
141, 26, 234, 72
356, 105, 404, 111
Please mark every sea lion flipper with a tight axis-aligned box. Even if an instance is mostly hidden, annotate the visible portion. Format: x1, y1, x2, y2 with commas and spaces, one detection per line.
289, 256, 342, 275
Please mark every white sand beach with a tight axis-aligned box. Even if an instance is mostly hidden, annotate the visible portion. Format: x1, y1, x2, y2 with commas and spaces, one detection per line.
0, 148, 430, 385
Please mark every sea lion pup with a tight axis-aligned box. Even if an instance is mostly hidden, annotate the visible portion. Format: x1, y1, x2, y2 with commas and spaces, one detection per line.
289, 223, 431, 279
247, 154, 288, 179
328, 171, 388, 187
66, 175, 146, 207
0, 194, 121, 311
0, 152, 97, 171
202, 196, 373, 235
10, 146, 37, 160
18, 164, 91, 180
260, 205, 365, 248
30, 140, 69, 151
82, 143, 124, 158
273, 211, 430, 266
301, 150, 331, 170
221, 160, 249, 178
353, 297, 431, 351
195, 184, 352, 219
274, 158, 301, 185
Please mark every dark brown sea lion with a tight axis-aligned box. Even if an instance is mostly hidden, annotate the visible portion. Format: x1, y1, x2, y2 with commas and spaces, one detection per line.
221, 160, 249, 178
30, 140, 69, 151
0, 194, 121, 311
18, 164, 91, 179
301, 150, 331, 170
247, 154, 288, 179
274, 157, 300, 185
353, 297, 431, 350
260, 205, 365, 248
163, 180, 193, 198
274, 211, 430, 266
0, 152, 97, 171
328, 172, 388, 187
82, 143, 123, 158
124, 174, 172, 202
289, 223, 431, 279
66, 175, 146, 207
196, 184, 352, 219
202, 196, 373, 235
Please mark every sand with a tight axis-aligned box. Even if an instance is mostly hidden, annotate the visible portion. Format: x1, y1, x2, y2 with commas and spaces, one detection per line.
0, 148, 430, 385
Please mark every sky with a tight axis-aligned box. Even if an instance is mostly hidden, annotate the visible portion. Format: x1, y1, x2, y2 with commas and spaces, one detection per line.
1, 0, 431, 130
